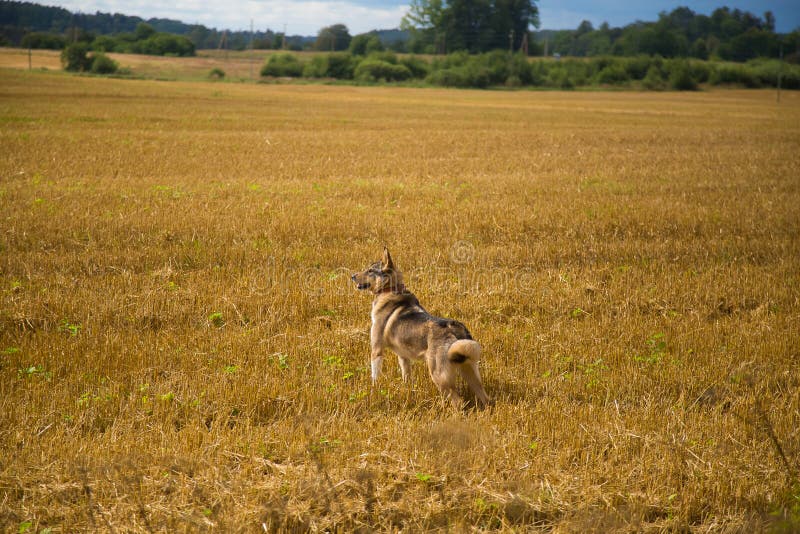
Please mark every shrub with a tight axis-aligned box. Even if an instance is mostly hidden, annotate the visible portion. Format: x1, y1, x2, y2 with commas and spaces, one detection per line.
366, 51, 399, 64
92, 35, 119, 52
529, 61, 549, 86
426, 68, 470, 88
261, 54, 304, 77
90, 53, 119, 74
349, 34, 384, 56
560, 59, 590, 86
547, 67, 575, 89
129, 34, 195, 57
431, 51, 469, 70
708, 63, 758, 88
668, 62, 697, 90
327, 53, 358, 79
303, 56, 329, 78
354, 59, 411, 82
21, 32, 66, 50
400, 56, 430, 79
595, 64, 630, 85
624, 56, 655, 80
642, 65, 666, 90
505, 74, 522, 87
746, 59, 800, 89
61, 43, 92, 72
208, 67, 225, 80
689, 61, 711, 83
480, 50, 511, 85
508, 53, 533, 84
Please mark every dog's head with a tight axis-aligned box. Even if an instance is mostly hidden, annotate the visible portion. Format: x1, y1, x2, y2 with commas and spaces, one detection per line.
351, 247, 404, 294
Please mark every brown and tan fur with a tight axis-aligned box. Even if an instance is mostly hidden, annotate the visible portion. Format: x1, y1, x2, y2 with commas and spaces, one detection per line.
351, 247, 491, 409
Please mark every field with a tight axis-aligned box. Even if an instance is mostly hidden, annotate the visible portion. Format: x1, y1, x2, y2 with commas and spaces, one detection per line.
1, 67, 799, 532
0, 48, 284, 81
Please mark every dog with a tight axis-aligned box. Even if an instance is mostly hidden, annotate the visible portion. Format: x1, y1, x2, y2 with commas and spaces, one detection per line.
351, 247, 491, 409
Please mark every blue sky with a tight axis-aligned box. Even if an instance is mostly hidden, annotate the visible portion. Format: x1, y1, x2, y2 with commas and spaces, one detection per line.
49, 0, 800, 34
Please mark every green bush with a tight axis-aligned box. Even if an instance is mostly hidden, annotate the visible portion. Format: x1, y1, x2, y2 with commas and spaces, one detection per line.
349, 34, 384, 56
366, 51, 399, 64
624, 56, 656, 80
547, 67, 575, 89
354, 59, 411, 82
689, 61, 711, 83
90, 53, 118, 74
505, 74, 522, 87
61, 43, 92, 72
261, 53, 304, 77
399, 56, 429, 79
426, 68, 470, 88
708, 63, 758, 87
508, 53, 533, 84
303, 56, 328, 78
668, 62, 697, 90
92, 35, 119, 52
529, 61, 549, 86
21, 32, 66, 50
642, 65, 666, 90
208, 67, 225, 80
479, 50, 511, 85
130, 34, 195, 57
327, 53, 358, 79
595, 64, 630, 85
559, 59, 591, 86
747, 59, 800, 89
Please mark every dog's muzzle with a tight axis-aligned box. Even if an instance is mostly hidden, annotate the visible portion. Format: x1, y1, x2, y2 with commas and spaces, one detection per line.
351, 274, 370, 290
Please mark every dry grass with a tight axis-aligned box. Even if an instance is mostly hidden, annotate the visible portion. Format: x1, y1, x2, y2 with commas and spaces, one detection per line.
0, 48, 322, 82
1, 68, 799, 532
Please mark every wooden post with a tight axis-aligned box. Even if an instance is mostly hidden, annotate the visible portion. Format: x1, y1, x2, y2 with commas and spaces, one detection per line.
777, 43, 783, 104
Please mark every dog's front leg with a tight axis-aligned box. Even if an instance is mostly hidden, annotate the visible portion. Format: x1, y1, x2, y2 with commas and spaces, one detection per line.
370, 347, 384, 384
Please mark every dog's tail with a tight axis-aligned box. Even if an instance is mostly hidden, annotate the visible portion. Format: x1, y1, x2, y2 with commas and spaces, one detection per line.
448, 339, 481, 364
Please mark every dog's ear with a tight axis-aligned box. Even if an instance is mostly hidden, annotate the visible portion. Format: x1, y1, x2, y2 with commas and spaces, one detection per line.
381, 246, 394, 271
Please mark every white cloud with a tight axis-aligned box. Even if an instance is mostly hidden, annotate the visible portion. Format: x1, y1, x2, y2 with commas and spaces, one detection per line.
51, 0, 410, 34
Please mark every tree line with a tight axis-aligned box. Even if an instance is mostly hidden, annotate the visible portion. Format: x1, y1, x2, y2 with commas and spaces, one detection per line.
539, 7, 798, 63
257, 49, 799, 91
2, 0, 798, 63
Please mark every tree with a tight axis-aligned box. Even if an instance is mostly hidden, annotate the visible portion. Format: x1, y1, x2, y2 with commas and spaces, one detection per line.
763, 11, 775, 32
314, 24, 351, 51
349, 33, 384, 55
60, 42, 92, 71
134, 22, 156, 40
401, 0, 538, 54
401, 0, 446, 53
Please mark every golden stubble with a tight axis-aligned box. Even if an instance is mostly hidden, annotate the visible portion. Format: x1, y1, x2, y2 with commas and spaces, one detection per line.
1, 69, 799, 531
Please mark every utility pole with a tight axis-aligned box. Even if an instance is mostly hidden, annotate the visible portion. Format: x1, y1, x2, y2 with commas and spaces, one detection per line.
250, 19, 254, 81
777, 42, 783, 103
509, 30, 514, 53
282, 24, 287, 50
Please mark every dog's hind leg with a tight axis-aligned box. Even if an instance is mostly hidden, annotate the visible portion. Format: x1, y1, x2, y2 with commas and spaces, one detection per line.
398, 355, 414, 406
458, 361, 492, 408
427, 358, 464, 410
398, 356, 412, 382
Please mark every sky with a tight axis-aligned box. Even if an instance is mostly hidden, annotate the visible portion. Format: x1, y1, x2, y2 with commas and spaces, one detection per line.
47, 0, 800, 35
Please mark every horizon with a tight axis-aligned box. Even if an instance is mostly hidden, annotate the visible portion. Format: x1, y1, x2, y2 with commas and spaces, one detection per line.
34, 1, 800, 35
